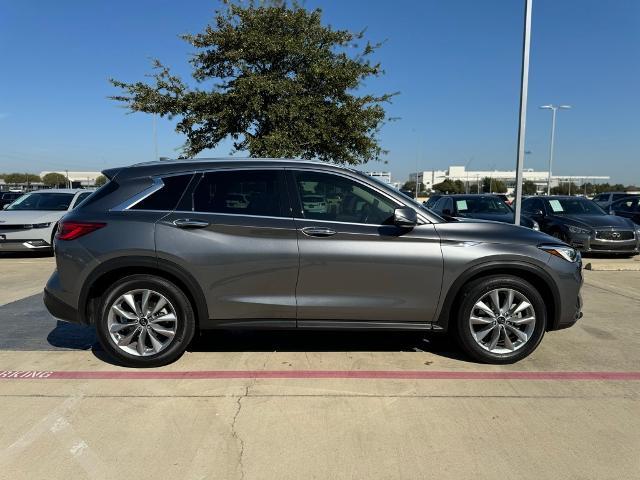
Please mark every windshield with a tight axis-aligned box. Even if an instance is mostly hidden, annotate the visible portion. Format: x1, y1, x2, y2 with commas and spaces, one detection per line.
545, 198, 606, 216
455, 197, 511, 214
6, 192, 74, 211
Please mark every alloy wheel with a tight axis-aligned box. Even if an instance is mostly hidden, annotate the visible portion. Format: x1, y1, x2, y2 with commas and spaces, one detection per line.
468, 288, 536, 354
107, 289, 178, 356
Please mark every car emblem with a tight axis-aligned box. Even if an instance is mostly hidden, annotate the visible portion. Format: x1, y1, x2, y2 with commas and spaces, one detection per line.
612, 232, 621, 239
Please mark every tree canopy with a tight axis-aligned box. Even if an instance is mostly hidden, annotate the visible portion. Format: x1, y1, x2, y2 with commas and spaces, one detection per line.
94, 175, 107, 187
110, 0, 396, 164
42, 172, 68, 187
433, 179, 465, 194
3, 173, 41, 184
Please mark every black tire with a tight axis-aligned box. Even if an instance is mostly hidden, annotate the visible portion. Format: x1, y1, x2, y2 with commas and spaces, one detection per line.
452, 275, 547, 364
96, 274, 196, 368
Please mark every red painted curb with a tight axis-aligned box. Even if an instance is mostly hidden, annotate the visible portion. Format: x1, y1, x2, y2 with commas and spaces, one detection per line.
1, 370, 640, 380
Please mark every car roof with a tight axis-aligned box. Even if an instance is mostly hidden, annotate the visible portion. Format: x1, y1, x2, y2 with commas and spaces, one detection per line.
104, 158, 350, 181
24, 188, 91, 194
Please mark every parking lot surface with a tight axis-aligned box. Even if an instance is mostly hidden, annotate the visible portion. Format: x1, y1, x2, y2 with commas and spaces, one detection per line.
0, 254, 639, 479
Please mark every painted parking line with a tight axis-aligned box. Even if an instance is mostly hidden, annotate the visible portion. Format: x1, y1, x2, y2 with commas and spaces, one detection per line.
1, 370, 640, 381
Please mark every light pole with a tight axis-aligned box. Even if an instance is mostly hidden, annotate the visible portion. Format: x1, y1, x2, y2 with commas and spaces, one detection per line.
540, 104, 571, 195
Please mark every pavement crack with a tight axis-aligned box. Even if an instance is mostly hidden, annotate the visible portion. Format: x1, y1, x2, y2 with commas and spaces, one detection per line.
231, 385, 249, 480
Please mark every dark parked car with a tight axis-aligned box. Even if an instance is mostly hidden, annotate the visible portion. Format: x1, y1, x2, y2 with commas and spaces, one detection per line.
423, 194, 442, 210
592, 192, 632, 209
608, 195, 640, 225
430, 194, 539, 230
0, 192, 23, 209
522, 195, 640, 255
45, 159, 583, 367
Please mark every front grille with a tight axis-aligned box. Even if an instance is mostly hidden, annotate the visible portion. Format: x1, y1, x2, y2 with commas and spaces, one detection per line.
0, 224, 31, 231
595, 230, 634, 241
591, 243, 636, 251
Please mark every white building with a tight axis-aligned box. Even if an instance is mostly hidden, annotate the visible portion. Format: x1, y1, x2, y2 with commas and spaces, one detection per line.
409, 166, 609, 194
40, 171, 102, 187
365, 171, 392, 184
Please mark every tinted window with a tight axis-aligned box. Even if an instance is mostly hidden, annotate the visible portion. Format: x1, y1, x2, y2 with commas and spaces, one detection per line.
544, 198, 606, 215
523, 198, 544, 214
132, 174, 192, 211
191, 170, 285, 217
612, 193, 628, 201
73, 191, 92, 208
6, 192, 74, 211
294, 171, 397, 225
612, 198, 637, 212
455, 197, 510, 214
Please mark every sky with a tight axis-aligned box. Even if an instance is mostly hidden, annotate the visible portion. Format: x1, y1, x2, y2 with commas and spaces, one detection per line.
0, 0, 638, 184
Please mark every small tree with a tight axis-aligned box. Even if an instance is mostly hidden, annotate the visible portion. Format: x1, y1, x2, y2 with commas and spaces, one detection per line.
110, 0, 396, 164
492, 180, 507, 194
522, 180, 537, 195
401, 181, 424, 195
43, 172, 68, 188
433, 179, 463, 194
94, 175, 107, 187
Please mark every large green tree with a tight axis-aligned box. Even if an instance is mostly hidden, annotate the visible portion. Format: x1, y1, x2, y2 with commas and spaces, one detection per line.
110, 0, 395, 164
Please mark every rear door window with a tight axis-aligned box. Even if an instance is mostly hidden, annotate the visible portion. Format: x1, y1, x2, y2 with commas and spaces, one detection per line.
189, 169, 287, 217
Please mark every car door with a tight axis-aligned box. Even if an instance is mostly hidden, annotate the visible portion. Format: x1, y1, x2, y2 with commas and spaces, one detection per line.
155, 168, 299, 323
288, 169, 443, 324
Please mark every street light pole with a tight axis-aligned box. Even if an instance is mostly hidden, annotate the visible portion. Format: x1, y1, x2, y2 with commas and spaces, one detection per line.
513, 0, 532, 226
540, 104, 571, 195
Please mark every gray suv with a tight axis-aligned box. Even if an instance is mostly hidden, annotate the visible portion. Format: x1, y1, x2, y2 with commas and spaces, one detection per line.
44, 159, 583, 367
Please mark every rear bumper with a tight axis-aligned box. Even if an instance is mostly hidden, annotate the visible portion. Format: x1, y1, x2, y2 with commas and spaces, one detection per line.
43, 287, 81, 324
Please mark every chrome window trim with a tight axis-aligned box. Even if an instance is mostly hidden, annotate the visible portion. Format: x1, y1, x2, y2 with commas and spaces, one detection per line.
110, 177, 165, 212
285, 167, 432, 225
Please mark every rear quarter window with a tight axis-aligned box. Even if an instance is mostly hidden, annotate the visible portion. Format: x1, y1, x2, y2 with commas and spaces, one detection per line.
131, 174, 193, 211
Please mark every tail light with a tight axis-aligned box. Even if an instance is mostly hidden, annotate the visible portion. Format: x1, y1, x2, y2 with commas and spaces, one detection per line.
56, 221, 106, 241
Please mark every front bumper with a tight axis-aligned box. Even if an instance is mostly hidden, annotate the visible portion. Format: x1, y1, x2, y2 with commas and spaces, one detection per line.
0, 239, 52, 251
567, 232, 639, 254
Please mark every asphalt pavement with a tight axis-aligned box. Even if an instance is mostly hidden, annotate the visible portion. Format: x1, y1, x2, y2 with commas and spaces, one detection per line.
0, 254, 638, 479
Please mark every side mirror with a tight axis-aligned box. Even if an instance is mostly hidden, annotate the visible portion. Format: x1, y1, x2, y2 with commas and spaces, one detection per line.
394, 207, 418, 228
533, 209, 544, 217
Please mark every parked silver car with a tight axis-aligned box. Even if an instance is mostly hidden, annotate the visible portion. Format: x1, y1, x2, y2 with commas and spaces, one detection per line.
0, 189, 93, 252
44, 160, 583, 367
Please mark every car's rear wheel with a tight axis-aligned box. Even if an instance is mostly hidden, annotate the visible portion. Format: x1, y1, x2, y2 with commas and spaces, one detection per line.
453, 275, 546, 364
96, 274, 195, 367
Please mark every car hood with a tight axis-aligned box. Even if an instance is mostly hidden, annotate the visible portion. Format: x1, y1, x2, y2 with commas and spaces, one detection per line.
0, 210, 64, 225
551, 214, 635, 229
435, 219, 556, 247
455, 212, 536, 228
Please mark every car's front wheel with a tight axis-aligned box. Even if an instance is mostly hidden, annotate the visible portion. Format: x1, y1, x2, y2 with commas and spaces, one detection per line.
96, 274, 196, 367
453, 275, 546, 364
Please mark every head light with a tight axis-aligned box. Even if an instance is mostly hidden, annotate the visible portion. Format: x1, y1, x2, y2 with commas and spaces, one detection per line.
568, 225, 590, 235
539, 245, 580, 263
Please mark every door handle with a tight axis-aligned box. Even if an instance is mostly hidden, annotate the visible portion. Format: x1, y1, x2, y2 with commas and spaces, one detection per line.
301, 226, 337, 237
173, 218, 210, 229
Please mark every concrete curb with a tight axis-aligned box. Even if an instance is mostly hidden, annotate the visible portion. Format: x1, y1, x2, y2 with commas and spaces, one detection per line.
584, 262, 640, 271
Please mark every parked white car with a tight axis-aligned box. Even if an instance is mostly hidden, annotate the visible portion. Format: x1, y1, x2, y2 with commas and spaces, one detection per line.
0, 189, 93, 252
302, 195, 328, 213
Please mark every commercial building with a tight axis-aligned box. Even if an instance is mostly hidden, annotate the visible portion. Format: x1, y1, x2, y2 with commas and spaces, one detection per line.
409, 165, 609, 194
